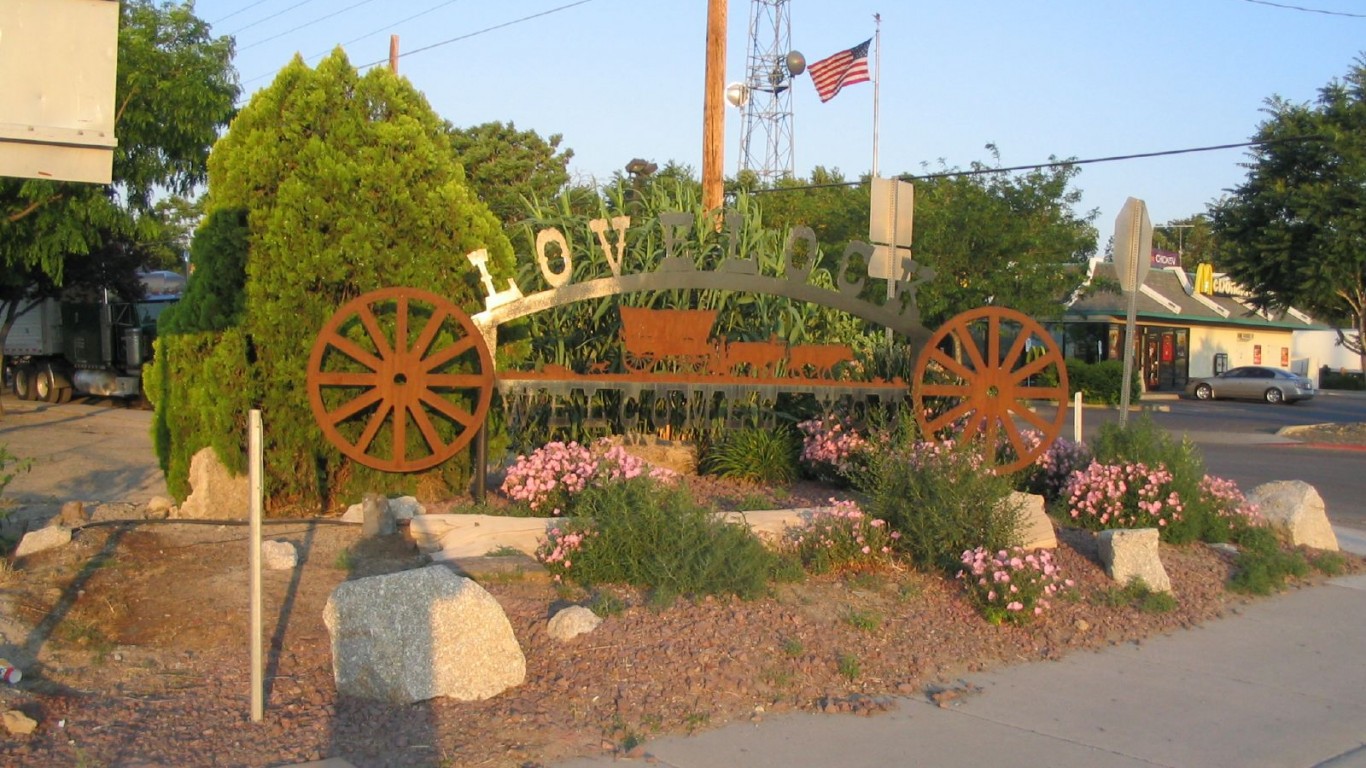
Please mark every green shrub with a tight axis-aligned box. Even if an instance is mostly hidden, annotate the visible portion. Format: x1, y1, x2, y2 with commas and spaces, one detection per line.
1228, 526, 1310, 595
1064, 358, 1140, 405
698, 425, 799, 485
536, 477, 775, 600
851, 435, 1022, 571
1318, 369, 1364, 390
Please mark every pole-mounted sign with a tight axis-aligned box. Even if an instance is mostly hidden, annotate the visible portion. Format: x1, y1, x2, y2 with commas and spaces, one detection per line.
1113, 197, 1152, 421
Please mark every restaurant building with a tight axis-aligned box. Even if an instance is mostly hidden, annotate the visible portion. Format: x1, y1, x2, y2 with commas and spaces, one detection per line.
1057, 258, 1324, 394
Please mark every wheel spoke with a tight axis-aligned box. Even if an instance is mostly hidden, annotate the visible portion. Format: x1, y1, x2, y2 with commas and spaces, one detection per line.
926, 347, 974, 380
925, 400, 977, 434
1001, 330, 1029, 373
1006, 400, 1053, 432
1016, 384, 1067, 401
1009, 352, 1055, 383
355, 400, 393, 455
315, 371, 379, 388
411, 305, 451, 359
420, 389, 478, 426
920, 382, 972, 398
356, 305, 394, 362
987, 315, 1001, 371
409, 401, 447, 455
395, 296, 410, 358
323, 330, 383, 372
422, 335, 477, 372
327, 387, 385, 424
958, 326, 988, 372
999, 416, 1031, 461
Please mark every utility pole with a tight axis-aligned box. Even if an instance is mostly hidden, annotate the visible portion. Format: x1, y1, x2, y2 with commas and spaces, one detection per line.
702, 0, 727, 212
389, 35, 399, 73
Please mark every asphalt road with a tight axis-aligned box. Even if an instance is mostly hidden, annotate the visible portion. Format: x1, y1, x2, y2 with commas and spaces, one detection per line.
0, 394, 168, 537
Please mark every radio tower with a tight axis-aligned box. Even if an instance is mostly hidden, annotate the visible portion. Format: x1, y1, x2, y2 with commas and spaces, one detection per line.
733, 0, 804, 183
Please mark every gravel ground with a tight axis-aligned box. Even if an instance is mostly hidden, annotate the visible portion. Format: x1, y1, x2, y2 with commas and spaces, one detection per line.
0, 476, 1361, 768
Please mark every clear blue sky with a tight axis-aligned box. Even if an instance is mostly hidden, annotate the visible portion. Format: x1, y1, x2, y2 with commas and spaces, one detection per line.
196, 0, 1365, 244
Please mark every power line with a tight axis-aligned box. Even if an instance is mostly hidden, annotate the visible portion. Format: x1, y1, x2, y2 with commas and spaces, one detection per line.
749, 136, 1328, 193
212, 0, 273, 26
237, 0, 385, 53
1239, 0, 1366, 18
357, 0, 596, 70
239, 0, 588, 88
226, 0, 324, 37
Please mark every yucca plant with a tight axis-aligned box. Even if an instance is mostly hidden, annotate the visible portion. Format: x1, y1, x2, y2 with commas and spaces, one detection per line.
699, 425, 800, 485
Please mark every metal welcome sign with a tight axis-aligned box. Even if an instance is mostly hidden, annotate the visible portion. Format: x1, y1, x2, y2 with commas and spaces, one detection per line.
306, 211, 1069, 476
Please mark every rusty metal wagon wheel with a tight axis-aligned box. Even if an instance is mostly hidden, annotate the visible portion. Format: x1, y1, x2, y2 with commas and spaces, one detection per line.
911, 306, 1069, 474
307, 287, 494, 473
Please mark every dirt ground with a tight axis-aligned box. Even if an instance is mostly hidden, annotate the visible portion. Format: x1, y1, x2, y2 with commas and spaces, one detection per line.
1, 398, 1363, 767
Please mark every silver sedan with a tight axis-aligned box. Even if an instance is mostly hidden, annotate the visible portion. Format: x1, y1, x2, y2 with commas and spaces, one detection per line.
1185, 366, 1316, 404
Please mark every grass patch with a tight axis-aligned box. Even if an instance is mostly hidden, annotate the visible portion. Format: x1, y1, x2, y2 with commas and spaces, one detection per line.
1310, 551, 1348, 577
836, 652, 861, 681
1096, 579, 1178, 613
588, 590, 627, 617
842, 608, 882, 632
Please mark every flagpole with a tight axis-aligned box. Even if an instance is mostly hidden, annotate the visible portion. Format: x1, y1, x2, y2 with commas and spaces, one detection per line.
871, 12, 881, 179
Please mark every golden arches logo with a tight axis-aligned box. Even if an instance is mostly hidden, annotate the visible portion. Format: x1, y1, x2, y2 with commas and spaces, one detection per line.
1194, 263, 1215, 295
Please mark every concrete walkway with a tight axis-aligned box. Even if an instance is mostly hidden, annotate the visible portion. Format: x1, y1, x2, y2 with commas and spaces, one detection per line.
548, 532, 1366, 768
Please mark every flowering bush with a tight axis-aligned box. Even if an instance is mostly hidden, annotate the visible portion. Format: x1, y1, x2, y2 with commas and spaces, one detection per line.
1062, 460, 1185, 535
797, 417, 868, 484
536, 524, 592, 583
783, 499, 899, 574
1193, 474, 1263, 542
958, 546, 1073, 625
1015, 431, 1092, 502
502, 438, 675, 514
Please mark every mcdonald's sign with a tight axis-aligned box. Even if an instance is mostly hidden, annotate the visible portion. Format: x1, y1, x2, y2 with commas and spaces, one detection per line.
1194, 263, 1215, 295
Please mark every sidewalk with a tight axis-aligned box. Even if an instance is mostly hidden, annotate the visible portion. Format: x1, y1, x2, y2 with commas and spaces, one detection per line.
553, 534, 1366, 768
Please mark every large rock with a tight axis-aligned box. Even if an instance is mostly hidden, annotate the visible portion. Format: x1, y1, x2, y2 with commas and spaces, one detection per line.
14, 525, 71, 558
1097, 528, 1171, 593
1010, 492, 1057, 550
323, 564, 525, 704
1247, 480, 1338, 551
176, 447, 249, 521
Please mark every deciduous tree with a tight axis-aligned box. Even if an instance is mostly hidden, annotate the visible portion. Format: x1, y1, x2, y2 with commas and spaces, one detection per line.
1210, 57, 1366, 374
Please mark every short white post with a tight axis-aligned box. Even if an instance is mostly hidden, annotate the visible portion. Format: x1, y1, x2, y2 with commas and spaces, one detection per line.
1073, 391, 1083, 443
249, 409, 263, 722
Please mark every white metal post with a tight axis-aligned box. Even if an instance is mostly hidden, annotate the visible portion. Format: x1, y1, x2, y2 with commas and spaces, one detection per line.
249, 409, 263, 722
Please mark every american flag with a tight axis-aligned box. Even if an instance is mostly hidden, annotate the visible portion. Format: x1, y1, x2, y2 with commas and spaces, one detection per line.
807, 39, 871, 103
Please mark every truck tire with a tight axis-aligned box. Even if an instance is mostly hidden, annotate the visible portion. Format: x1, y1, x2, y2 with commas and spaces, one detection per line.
34, 365, 73, 404
35, 366, 55, 402
13, 364, 35, 400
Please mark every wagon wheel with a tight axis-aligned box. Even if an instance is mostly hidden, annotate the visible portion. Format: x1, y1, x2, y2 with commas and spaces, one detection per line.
911, 306, 1069, 474
622, 348, 656, 372
307, 287, 494, 473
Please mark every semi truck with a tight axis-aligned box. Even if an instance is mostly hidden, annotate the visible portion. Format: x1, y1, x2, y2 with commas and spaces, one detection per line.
2, 271, 184, 403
